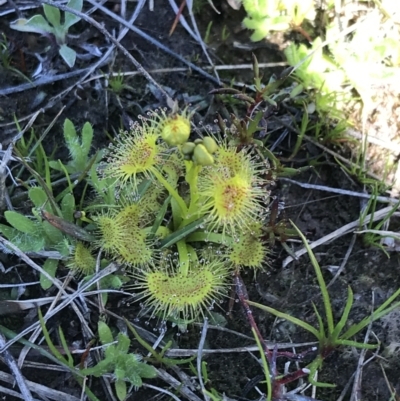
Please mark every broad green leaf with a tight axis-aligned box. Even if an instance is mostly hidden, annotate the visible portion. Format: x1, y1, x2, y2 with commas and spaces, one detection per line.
81, 122, 93, 157
105, 345, 117, 360
42, 221, 64, 244
126, 370, 142, 387
57, 238, 71, 257
116, 333, 130, 353
59, 44, 76, 68
28, 187, 48, 209
40, 258, 58, 290
114, 367, 126, 381
48, 160, 63, 172
5, 211, 37, 234
115, 379, 127, 401
98, 321, 114, 345
43, 4, 61, 28
64, 0, 83, 30
10, 15, 54, 35
0, 226, 45, 254
14, 233, 46, 253
63, 118, 77, 143
81, 358, 112, 377
0, 224, 20, 241
136, 362, 157, 379
61, 193, 75, 222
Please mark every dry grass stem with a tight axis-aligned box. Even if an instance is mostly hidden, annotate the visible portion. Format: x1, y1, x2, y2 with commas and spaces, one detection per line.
283, 205, 400, 267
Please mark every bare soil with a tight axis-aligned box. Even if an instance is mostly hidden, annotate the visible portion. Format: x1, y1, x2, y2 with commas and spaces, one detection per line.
0, 1, 400, 401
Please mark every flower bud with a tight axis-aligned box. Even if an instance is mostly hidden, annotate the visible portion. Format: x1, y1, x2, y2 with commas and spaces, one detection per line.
202, 137, 218, 154
181, 142, 196, 155
193, 144, 214, 166
161, 114, 191, 146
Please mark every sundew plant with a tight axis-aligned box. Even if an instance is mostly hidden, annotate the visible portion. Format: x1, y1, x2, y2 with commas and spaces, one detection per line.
80, 108, 273, 321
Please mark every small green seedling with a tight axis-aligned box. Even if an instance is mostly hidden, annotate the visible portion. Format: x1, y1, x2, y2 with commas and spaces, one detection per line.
241, 0, 317, 41
0, 187, 89, 289
248, 221, 400, 387
10, 0, 83, 67
38, 309, 100, 401
81, 321, 157, 401
49, 118, 102, 174
359, 187, 400, 257
0, 33, 31, 83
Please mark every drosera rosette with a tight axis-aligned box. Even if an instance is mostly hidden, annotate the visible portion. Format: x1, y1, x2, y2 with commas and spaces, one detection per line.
66, 241, 97, 276
93, 199, 159, 269
198, 137, 271, 237
92, 209, 126, 256
90, 108, 274, 321
101, 118, 167, 189
227, 222, 269, 271
129, 252, 231, 321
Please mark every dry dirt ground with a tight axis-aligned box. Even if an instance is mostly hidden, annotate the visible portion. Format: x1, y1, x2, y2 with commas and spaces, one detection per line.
0, 1, 400, 401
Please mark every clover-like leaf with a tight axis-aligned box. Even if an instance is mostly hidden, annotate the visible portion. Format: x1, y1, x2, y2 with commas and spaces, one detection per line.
10, 15, 54, 35
5, 211, 37, 234
114, 378, 127, 401
43, 4, 61, 28
59, 44, 76, 68
40, 258, 58, 290
61, 193, 75, 222
64, 0, 83, 30
98, 321, 114, 345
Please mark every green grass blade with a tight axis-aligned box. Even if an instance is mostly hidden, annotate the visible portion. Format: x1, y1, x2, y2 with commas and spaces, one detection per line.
311, 302, 325, 340
38, 308, 66, 363
330, 286, 354, 341
252, 327, 272, 401
342, 299, 400, 340
150, 195, 171, 235
335, 339, 378, 349
59, 326, 74, 366
290, 221, 335, 333
247, 300, 320, 338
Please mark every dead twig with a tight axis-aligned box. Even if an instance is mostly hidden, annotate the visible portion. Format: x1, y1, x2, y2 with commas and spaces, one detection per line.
37, 0, 174, 105
0, 369, 80, 401
83, 0, 220, 86
0, 334, 33, 401
283, 205, 400, 267
281, 178, 399, 204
